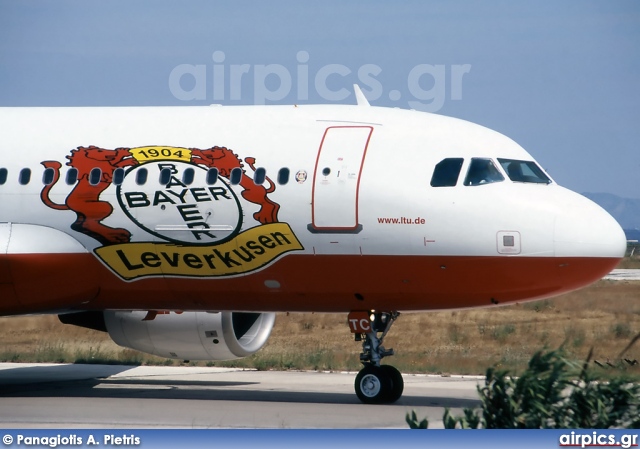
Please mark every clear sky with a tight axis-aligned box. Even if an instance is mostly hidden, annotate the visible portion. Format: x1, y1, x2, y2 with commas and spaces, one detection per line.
1, 1, 638, 198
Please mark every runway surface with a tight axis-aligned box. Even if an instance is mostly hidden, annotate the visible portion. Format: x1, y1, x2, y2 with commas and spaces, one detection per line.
0, 363, 481, 429
604, 269, 640, 281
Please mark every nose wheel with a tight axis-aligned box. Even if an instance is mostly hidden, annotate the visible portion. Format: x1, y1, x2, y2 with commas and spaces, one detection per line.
349, 311, 404, 404
354, 364, 404, 404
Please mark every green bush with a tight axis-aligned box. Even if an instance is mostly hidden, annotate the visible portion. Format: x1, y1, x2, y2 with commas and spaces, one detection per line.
407, 347, 640, 429
406, 410, 429, 429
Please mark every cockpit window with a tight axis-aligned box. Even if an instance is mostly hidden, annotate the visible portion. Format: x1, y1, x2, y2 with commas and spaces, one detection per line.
431, 158, 463, 187
464, 158, 505, 186
498, 159, 551, 184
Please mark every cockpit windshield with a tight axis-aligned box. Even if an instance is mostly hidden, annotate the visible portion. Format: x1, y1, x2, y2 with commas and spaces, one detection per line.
463, 158, 505, 186
498, 159, 551, 184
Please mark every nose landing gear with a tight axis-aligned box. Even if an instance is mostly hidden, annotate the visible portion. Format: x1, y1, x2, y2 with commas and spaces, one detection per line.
349, 311, 403, 404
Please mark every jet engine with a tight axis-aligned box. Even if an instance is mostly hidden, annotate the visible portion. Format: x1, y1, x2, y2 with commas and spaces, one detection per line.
60, 311, 275, 360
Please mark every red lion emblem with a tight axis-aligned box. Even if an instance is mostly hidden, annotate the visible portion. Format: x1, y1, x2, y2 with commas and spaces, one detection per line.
41, 146, 137, 245
41, 145, 280, 245
190, 146, 280, 224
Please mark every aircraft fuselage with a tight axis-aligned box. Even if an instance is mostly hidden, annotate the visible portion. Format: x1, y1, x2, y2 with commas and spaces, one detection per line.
0, 105, 625, 315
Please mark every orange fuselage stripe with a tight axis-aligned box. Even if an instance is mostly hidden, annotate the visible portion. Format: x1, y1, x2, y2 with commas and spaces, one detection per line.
0, 253, 619, 315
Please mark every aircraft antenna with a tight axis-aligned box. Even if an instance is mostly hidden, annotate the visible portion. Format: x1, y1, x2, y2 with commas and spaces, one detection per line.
353, 84, 370, 107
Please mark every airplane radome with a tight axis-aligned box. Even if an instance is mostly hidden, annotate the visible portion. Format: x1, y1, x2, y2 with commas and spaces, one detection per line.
0, 90, 626, 404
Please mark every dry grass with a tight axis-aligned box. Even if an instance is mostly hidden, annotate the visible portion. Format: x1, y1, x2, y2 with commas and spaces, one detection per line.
619, 259, 640, 269
620, 246, 640, 268
1, 279, 639, 376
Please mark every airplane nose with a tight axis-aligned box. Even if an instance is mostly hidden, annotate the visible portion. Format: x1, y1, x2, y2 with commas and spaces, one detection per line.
554, 189, 627, 259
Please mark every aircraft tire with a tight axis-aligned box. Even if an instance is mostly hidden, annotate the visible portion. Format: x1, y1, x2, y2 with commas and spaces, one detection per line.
380, 365, 404, 403
355, 365, 392, 404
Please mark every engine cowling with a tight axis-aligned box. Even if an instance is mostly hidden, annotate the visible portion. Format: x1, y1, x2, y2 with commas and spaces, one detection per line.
103, 311, 275, 360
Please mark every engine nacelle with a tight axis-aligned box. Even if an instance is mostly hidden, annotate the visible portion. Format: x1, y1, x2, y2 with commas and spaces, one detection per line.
103, 311, 275, 360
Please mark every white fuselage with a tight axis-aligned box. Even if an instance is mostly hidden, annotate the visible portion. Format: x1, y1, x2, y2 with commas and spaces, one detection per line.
0, 105, 626, 315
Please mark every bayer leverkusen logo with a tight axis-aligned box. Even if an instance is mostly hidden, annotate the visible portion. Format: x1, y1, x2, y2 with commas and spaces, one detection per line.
40, 145, 303, 280
117, 160, 243, 246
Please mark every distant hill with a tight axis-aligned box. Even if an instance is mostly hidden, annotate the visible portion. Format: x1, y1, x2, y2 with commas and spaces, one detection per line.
582, 192, 640, 240
624, 229, 640, 241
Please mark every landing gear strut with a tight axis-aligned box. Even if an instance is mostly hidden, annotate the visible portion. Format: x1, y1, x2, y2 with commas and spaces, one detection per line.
349, 311, 403, 404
